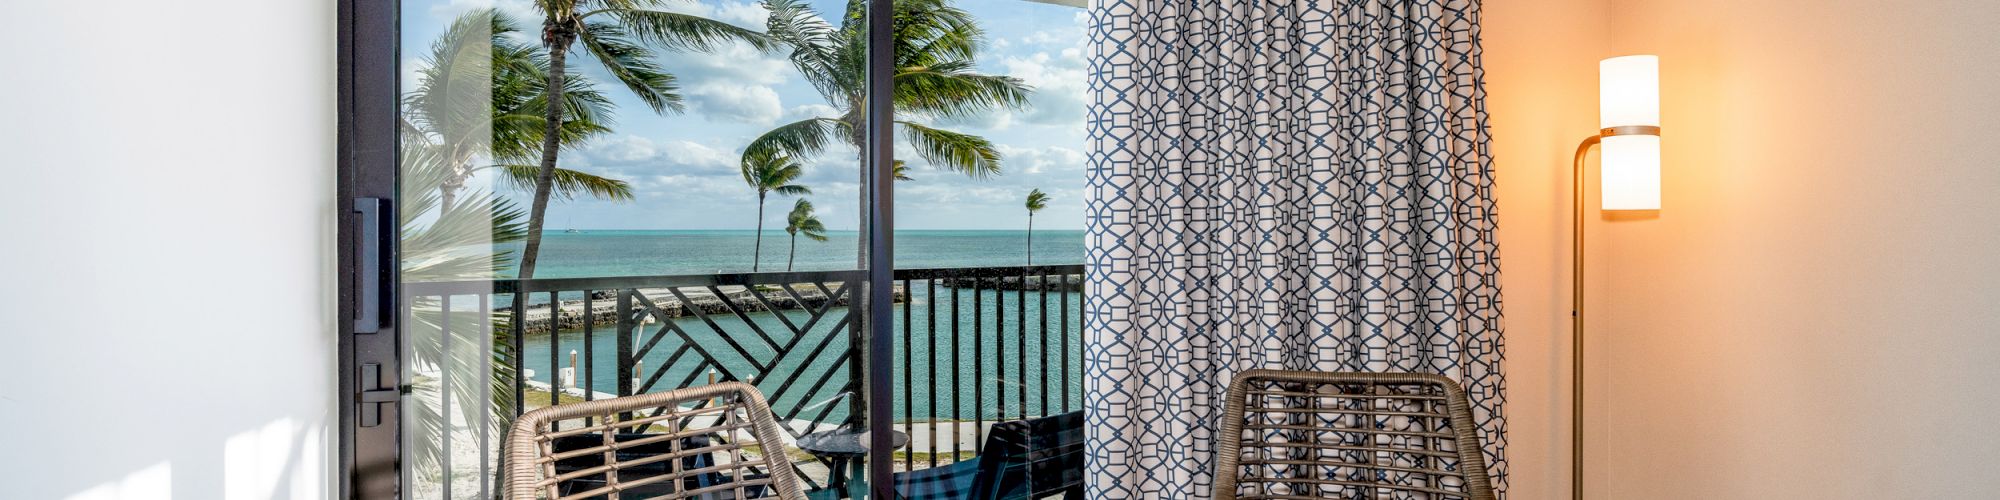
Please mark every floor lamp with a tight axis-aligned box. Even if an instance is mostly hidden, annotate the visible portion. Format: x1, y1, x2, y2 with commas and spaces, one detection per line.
1572, 54, 1662, 500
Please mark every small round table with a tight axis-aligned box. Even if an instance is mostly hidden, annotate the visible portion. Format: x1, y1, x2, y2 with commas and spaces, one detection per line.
795, 427, 909, 497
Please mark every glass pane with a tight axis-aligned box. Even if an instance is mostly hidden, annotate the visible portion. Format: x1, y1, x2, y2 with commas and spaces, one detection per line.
396, 0, 876, 497
887, 0, 1088, 497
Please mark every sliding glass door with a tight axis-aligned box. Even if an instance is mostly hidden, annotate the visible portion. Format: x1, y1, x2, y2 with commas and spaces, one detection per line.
882, 0, 1088, 497
341, 0, 1083, 497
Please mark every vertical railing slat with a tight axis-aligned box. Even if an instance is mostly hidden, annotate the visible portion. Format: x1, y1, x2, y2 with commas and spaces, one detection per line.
901, 277, 913, 471
616, 289, 633, 399
973, 275, 985, 453
477, 292, 492, 499
1061, 273, 1072, 413
1039, 271, 1050, 417
440, 293, 454, 500
548, 291, 560, 408
583, 289, 595, 425
511, 292, 526, 418
927, 278, 939, 468
1016, 269, 1028, 420
951, 278, 963, 460
996, 275, 1006, 424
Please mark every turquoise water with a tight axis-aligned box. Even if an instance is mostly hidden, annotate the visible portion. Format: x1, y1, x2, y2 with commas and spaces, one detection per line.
507, 230, 1085, 422
512, 229, 1084, 278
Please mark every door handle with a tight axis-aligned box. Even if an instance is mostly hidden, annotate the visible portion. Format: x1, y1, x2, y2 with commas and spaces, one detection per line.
353, 198, 392, 333
358, 363, 402, 427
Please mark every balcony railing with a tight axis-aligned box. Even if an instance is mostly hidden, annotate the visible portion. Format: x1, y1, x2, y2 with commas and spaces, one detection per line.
402, 264, 1085, 493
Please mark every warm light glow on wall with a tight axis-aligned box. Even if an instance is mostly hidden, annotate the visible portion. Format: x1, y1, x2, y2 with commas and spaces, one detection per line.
1599, 55, 1661, 210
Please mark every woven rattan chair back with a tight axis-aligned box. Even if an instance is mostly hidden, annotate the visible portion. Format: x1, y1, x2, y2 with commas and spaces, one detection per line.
1214, 370, 1496, 500
505, 381, 806, 500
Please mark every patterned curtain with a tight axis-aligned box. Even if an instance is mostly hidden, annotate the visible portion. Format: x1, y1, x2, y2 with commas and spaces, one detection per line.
1081, 0, 1506, 497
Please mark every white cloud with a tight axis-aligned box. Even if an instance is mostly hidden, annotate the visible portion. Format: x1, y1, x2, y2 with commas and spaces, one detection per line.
997, 144, 1085, 175
785, 104, 842, 121
636, 173, 744, 196
686, 84, 785, 125
594, 135, 659, 163
427, 0, 539, 23
667, 37, 792, 86
640, 2, 795, 125
1000, 47, 1089, 126
940, 107, 1014, 130
581, 135, 739, 174
660, 0, 769, 29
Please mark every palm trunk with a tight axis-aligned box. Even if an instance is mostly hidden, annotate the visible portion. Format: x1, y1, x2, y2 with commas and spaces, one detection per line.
850, 113, 869, 269
788, 233, 798, 271
1026, 214, 1034, 266
753, 193, 767, 272
518, 30, 574, 279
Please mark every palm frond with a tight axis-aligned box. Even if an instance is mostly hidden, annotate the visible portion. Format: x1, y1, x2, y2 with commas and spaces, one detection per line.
786, 198, 830, 241
749, 0, 1022, 183
578, 21, 684, 113
898, 121, 1002, 178
497, 164, 637, 201
763, 0, 849, 101
592, 7, 779, 52
894, 59, 1032, 120
892, 0, 984, 67
1025, 188, 1050, 212
744, 117, 847, 160
742, 149, 812, 196
407, 9, 499, 159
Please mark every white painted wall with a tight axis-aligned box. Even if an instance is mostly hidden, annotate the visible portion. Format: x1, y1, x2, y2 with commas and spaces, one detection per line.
0, 1, 337, 499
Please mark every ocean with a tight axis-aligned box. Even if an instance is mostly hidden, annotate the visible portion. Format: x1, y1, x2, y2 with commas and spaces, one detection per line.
505, 229, 1086, 422
512, 229, 1085, 278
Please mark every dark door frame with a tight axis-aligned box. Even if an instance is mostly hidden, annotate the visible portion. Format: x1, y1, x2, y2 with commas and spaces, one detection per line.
336, 0, 896, 497
860, 0, 897, 495
337, 0, 401, 498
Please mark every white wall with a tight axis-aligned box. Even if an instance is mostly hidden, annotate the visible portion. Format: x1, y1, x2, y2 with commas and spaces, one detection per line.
1488, 0, 2000, 497
0, 1, 337, 499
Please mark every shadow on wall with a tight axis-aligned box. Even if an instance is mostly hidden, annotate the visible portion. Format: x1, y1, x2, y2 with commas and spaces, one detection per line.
56, 418, 326, 500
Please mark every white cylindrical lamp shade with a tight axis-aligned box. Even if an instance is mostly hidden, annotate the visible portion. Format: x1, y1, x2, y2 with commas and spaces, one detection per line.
1599, 55, 1661, 211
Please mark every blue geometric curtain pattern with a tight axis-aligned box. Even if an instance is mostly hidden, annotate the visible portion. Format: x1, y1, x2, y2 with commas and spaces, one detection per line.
1082, 0, 1506, 496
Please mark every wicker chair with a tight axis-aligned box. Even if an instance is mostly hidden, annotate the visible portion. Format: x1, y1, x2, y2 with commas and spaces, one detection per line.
1214, 370, 1496, 500
505, 381, 806, 500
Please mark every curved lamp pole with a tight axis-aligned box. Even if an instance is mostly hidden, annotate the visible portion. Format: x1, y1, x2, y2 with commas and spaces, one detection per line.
1573, 54, 1662, 500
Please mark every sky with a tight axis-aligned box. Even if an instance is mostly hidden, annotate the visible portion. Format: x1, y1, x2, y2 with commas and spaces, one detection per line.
402, 0, 1089, 231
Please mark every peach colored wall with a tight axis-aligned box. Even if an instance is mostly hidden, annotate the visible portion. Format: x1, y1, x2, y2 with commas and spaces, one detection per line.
1590, 0, 2000, 497
1480, 1, 1609, 498
1491, 0, 2000, 497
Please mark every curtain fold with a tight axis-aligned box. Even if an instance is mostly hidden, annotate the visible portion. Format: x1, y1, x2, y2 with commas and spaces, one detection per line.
1082, 0, 1506, 496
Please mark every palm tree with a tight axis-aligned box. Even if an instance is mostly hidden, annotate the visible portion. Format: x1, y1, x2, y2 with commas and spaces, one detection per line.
785, 198, 830, 271
1024, 188, 1049, 265
744, 149, 811, 271
892, 160, 914, 181
749, 0, 1030, 250
396, 125, 526, 480
403, 10, 633, 213
519, 0, 777, 279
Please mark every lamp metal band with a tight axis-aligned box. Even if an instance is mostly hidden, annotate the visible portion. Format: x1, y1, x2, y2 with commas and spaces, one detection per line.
1600, 125, 1661, 137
